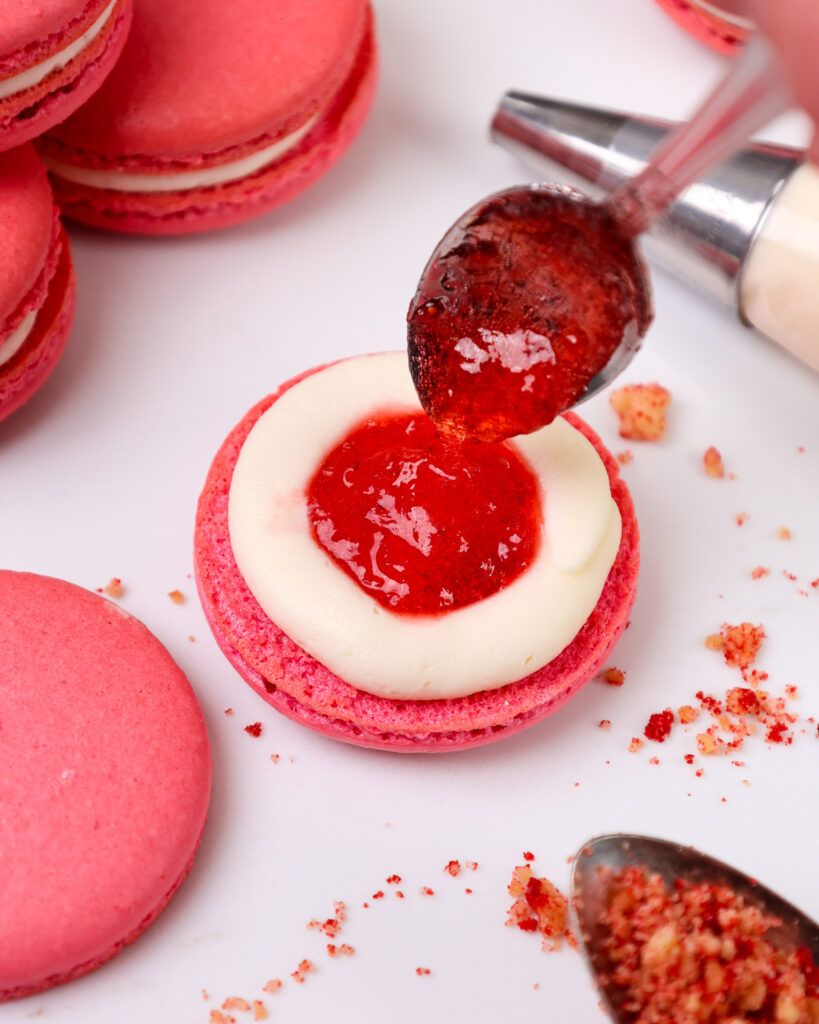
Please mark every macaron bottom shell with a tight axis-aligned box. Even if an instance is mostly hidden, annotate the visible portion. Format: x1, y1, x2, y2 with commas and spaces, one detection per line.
44, 16, 378, 235
194, 367, 640, 753
0, 226, 75, 424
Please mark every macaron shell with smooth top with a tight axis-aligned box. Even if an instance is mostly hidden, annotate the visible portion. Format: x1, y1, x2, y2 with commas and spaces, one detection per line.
0, 0, 133, 154
194, 366, 640, 752
0, 146, 54, 326
0, 571, 212, 1002
47, 0, 370, 160
44, 18, 377, 235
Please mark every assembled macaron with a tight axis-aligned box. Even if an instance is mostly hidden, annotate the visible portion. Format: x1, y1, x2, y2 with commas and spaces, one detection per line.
39, 0, 377, 234
0, 145, 75, 424
195, 354, 640, 752
0, 571, 212, 1002
0, 0, 133, 153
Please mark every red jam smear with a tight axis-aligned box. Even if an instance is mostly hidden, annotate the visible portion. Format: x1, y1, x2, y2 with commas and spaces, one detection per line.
407, 187, 652, 443
306, 411, 542, 615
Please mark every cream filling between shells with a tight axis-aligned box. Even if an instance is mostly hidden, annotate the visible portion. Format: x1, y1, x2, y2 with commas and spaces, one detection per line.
42, 112, 321, 193
0, 0, 118, 101
228, 353, 622, 701
0, 310, 37, 369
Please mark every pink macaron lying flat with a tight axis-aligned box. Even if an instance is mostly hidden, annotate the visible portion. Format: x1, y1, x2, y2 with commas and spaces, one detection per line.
194, 362, 640, 753
0, 571, 212, 1003
0, 0, 133, 153
39, 0, 377, 234
0, 145, 75, 424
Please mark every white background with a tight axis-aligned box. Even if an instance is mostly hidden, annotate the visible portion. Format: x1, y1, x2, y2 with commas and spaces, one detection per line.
2, 0, 818, 1020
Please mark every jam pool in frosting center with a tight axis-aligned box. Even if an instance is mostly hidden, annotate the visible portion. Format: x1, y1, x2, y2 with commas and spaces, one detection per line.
306, 412, 542, 615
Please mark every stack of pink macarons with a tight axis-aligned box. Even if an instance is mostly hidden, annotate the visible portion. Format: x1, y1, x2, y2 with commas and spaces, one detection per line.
1, 0, 377, 421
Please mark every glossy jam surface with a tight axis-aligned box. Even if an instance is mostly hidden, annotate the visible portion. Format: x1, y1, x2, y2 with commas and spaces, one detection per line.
306, 411, 542, 615
407, 186, 652, 443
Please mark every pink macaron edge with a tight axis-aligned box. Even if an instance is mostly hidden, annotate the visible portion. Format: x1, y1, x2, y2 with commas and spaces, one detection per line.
0, 0, 133, 154
42, 10, 377, 235
194, 360, 640, 753
0, 223, 75, 423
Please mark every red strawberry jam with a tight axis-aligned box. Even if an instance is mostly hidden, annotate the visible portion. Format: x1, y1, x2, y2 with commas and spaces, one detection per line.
306, 411, 542, 615
407, 186, 652, 443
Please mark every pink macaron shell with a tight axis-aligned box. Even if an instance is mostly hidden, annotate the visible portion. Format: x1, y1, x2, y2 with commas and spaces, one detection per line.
44, 19, 377, 235
0, 0, 132, 154
194, 362, 640, 752
0, 146, 54, 327
0, 572, 212, 1002
0, 224, 75, 424
651, 0, 746, 53
0, 0, 107, 65
46, 0, 369, 162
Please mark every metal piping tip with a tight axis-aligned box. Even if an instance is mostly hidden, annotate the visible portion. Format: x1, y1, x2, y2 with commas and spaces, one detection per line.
491, 91, 802, 314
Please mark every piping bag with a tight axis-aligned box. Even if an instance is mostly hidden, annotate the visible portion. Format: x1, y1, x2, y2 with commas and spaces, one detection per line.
492, 92, 819, 371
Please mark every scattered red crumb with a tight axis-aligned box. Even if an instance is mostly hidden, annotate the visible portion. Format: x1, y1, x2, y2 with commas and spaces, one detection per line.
222, 998, 250, 1012
751, 566, 770, 580
202, 990, 210, 1001
596, 864, 819, 1023
415, 968, 431, 976
168, 589, 185, 603
778, 526, 793, 540
697, 733, 725, 756
696, 768, 704, 777
610, 383, 671, 441
445, 860, 461, 877
252, 1001, 267, 1022
372, 890, 384, 900
386, 874, 401, 884
784, 570, 798, 582
244, 722, 262, 737
786, 685, 798, 699
678, 705, 699, 724
649, 757, 660, 766
726, 687, 760, 716
599, 719, 611, 730
327, 943, 355, 958
465, 887, 473, 894
736, 512, 749, 526
188, 634, 196, 641
684, 753, 695, 765
101, 577, 123, 598
703, 446, 725, 478
307, 901, 346, 938
616, 449, 634, 465
709, 622, 766, 674
270, 753, 279, 764
224, 708, 233, 716
291, 960, 313, 984
262, 979, 281, 994
396, 891, 405, 899
465, 861, 479, 871
209, 1012, 235, 1024
812, 579, 819, 589
731, 760, 746, 767
600, 666, 626, 686
420, 886, 434, 896
506, 861, 575, 951
523, 851, 535, 861
629, 737, 644, 753
644, 709, 674, 743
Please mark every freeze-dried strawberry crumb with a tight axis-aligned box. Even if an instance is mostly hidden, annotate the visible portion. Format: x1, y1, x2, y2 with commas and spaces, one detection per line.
420, 886, 434, 895
719, 623, 765, 672
736, 512, 749, 526
372, 890, 384, 899
506, 862, 574, 951
596, 864, 819, 1023
327, 943, 355, 958
523, 852, 535, 861
703, 446, 725, 478
617, 449, 634, 465
778, 526, 793, 540
644, 709, 674, 742
697, 733, 724, 755
222, 998, 250, 1011
684, 753, 695, 764
629, 737, 643, 753
244, 722, 262, 737
599, 666, 625, 686
168, 589, 185, 603
102, 577, 123, 597
599, 719, 611, 730
291, 960, 313, 984
751, 566, 770, 580
726, 687, 760, 715
210, 1013, 234, 1024
262, 979, 281, 994
386, 874, 401, 884
416, 968, 431, 976
252, 1001, 267, 1021
610, 383, 670, 441
649, 757, 660, 765
678, 705, 699, 724
445, 860, 461, 877
465, 861, 478, 871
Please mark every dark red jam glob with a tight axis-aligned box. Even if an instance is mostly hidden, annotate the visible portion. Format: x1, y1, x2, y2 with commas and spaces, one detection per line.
306, 412, 542, 616
407, 185, 652, 443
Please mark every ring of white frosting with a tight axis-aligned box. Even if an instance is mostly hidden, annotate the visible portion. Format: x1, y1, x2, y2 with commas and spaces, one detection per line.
0, 0, 118, 101
228, 353, 621, 701
42, 112, 321, 193
0, 310, 37, 369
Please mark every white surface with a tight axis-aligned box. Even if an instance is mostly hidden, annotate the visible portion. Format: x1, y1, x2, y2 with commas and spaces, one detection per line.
2, 0, 818, 1020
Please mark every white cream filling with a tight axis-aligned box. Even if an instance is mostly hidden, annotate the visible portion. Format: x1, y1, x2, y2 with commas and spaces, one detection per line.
0, 310, 37, 368
43, 112, 321, 193
228, 353, 621, 701
0, 0, 118, 101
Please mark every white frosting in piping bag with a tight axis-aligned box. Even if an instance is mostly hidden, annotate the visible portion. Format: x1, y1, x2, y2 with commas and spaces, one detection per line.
228, 353, 621, 701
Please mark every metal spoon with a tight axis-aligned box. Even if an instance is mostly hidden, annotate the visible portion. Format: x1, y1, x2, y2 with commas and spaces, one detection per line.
408, 34, 790, 442
572, 833, 819, 1023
